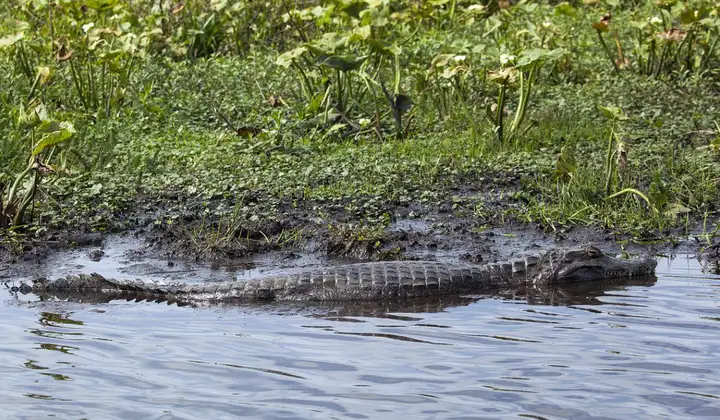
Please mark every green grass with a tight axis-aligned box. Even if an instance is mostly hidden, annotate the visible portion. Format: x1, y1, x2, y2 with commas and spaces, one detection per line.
1, 0, 719, 254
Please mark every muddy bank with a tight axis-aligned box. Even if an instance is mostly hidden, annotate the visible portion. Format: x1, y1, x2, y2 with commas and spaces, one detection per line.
1, 209, 714, 287
0, 172, 716, 281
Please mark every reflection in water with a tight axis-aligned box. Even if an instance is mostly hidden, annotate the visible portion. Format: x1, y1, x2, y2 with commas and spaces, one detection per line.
19, 311, 84, 387
38, 343, 78, 354
524, 275, 658, 306
27, 311, 85, 341
39, 372, 72, 381
304, 275, 659, 318
209, 361, 307, 380
24, 360, 47, 370
39, 312, 84, 326
0, 256, 718, 419
335, 332, 451, 345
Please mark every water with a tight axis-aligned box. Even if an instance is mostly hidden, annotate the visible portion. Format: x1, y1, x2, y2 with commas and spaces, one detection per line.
1, 255, 719, 419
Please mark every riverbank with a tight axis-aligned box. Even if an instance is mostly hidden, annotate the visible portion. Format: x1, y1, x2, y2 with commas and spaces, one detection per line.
1, 1, 719, 266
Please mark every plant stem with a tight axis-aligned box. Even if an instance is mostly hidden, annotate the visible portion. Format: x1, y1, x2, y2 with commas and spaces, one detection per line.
606, 188, 658, 214
604, 124, 616, 196
596, 30, 619, 74
13, 172, 39, 226
496, 83, 507, 144
453, 79, 477, 146
336, 69, 343, 113
5, 161, 34, 212
509, 61, 538, 142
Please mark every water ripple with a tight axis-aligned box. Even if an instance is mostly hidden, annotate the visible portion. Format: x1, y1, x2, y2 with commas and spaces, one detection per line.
1, 256, 719, 419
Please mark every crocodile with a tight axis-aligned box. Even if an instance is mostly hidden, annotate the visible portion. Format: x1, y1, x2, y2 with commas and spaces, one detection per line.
14, 246, 656, 305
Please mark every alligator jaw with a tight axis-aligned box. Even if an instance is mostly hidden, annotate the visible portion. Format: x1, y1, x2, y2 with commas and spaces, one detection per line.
532, 246, 658, 284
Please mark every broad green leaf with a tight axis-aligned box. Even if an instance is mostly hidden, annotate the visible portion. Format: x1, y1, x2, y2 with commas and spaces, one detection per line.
317, 54, 367, 72
36, 120, 63, 134
554, 146, 577, 183
664, 203, 690, 217
19, 101, 48, 128
327, 123, 347, 135
484, 16, 503, 36
598, 105, 629, 121
32, 122, 76, 156
352, 25, 371, 41
83, 0, 120, 10
275, 46, 307, 67
366, 39, 400, 56
629, 20, 649, 30
515, 48, 565, 68
515, 49, 545, 67
314, 32, 348, 53
340, 1, 367, 19
431, 54, 455, 68
554, 2, 576, 17
442, 65, 468, 79
699, 17, 720, 29
0, 32, 24, 48
487, 67, 518, 84
89, 183, 103, 195
680, 7, 709, 25
99, 50, 123, 62
3, 19, 29, 32
366, 12, 388, 27
211, 0, 228, 11
36, 66, 52, 85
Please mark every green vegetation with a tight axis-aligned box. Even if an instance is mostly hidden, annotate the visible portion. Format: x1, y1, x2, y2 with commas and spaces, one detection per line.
0, 0, 719, 257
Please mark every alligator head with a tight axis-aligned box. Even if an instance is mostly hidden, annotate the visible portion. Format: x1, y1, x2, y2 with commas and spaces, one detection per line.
531, 246, 657, 284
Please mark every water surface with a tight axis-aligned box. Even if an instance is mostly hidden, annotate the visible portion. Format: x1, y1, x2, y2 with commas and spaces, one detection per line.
1, 255, 719, 419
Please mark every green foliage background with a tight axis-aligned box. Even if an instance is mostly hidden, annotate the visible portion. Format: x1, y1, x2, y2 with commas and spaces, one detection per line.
0, 0, 719, 248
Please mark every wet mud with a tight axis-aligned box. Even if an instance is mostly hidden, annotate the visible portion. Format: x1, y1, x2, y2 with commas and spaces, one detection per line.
0, 174, 716, 285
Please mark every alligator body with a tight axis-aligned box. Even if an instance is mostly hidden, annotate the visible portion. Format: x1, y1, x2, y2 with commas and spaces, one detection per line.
17, 246, 657, 305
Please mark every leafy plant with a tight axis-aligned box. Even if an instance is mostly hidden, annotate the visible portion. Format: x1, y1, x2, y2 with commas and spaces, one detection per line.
487, 48, 565, 145
2, 98, 75, 227
598, 104, 629, 196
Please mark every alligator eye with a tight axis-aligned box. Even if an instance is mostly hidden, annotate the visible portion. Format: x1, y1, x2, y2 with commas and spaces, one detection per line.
586, 246, 602, 258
